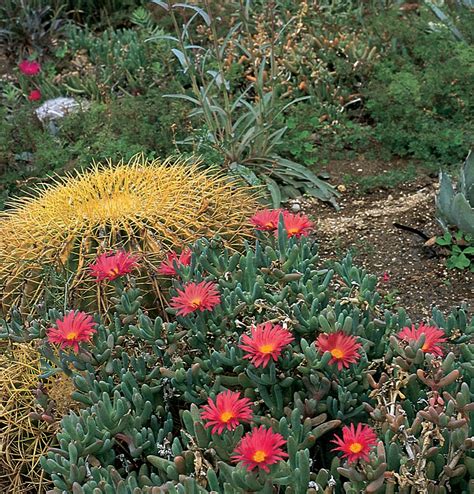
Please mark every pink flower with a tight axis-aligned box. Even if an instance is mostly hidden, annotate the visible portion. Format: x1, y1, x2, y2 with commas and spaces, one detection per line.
89, 251, 139, 282
201, 390, 253, 434
170, 281, 221, 316
158, 248, 192, 276
47, 310, 96, 352
239, 322, 295, 368
381, 272, 390, 283
250, 209, 284, 231
28, 89, 41, 101
316, 331, 362, 371
332, 423, 377, 464
397, 323, 446, 356
19, 60, 41, 76
232, 426, 288, 472
281, 211, 313, 237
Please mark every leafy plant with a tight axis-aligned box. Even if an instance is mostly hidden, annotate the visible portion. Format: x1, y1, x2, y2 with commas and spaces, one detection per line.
150, 0, 339, 207
0, 0, 66, 56
436, 231, 474, 272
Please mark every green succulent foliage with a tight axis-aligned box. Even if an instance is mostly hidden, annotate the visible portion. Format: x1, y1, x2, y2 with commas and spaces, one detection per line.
1, 226, 473, 493
437, 150, 474, 235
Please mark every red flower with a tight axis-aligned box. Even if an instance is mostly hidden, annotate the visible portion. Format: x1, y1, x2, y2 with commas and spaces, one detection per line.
18, 60, 41, 76
239, 322, 294, 368
28, 89, 41, 101
250, 209, 283, 231
232, 426, 288, 472
89, 251, 138, 282
397, 323, 446, 356
47, 311, 96, 352
316, 331, 362, 370
170, 281, 220, 316
381, 272, 390, 283
201, 390, 253, 434
282, 211, 313, 237
332, 423, 377, 464
158, 248, 192, 276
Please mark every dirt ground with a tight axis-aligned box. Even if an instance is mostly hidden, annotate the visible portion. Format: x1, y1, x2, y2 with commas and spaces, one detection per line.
302, 158, 474, 321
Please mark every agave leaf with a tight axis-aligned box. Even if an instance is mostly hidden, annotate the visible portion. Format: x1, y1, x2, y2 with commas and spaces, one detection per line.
436, 171, 456, 226
451, 193, 474, 235
461, 150, 474, 206
263, 176, 281, 208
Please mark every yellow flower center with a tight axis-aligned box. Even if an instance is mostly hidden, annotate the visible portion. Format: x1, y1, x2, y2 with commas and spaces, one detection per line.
287, 228, 299, 235
421, 343, 428, 351
330, 348, 344, 359
259, 343, 275, 354
349, 442, 363, 453
66, 331, 78, 341
252, 450, 267, 463
107, 267, 120, 278
190, 297, 202, 308
220, 411, 234, 423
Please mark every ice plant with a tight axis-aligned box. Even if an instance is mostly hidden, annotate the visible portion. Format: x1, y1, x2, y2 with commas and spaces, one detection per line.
89, 251, 138, 282
282, 211, 313, 237
232, 426, 288, 472
397, 322, 446, 356
158, 248, 192, 276
316, 331, 362, 370
47, 310, 96, 352
170, 281, 220, 316
250, 209, 284, 231
28, 89, 41, 101
239, 322, 294, 368
201, 390, 252, 434
332, 423, 377, 464
18, 60, 41, 76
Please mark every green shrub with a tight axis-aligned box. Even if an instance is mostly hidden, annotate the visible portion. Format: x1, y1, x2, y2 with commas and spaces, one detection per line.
365, 21, 474, 165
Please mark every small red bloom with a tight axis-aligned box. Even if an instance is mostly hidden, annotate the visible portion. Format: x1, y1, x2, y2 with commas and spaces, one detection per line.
381, 272, 390, 283
397, 323, 446, 356
47, 310, 96, 352
239, 322, 294, 368
232, 426, 288, 472
282, 211, 313, 237
250, 209, 283, 231
89, 251, 138, 281
332, 423, 377, 464
201, 390, 252, 434
158, 248, 192, 276
170, 281, 220, 316
18, 60, 41, 76
316, 331, 362, 370
28, 89, 41, 101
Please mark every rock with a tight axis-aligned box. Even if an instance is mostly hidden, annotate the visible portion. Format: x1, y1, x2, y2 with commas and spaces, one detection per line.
35, 97, 83, 123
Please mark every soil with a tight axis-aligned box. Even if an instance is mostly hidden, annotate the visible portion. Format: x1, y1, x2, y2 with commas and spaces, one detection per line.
301, 157, 474, 321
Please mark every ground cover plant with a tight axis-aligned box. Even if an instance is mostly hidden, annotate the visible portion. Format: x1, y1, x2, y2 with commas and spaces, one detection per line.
0, 213, 473, 493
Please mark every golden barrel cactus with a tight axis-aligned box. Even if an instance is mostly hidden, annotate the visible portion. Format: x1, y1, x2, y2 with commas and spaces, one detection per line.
0, 342, 75, 493
0, 155, 259, 315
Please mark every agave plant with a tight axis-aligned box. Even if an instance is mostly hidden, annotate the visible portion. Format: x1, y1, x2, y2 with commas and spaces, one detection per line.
150, 0, 340, 208
436, 150, 474, 235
